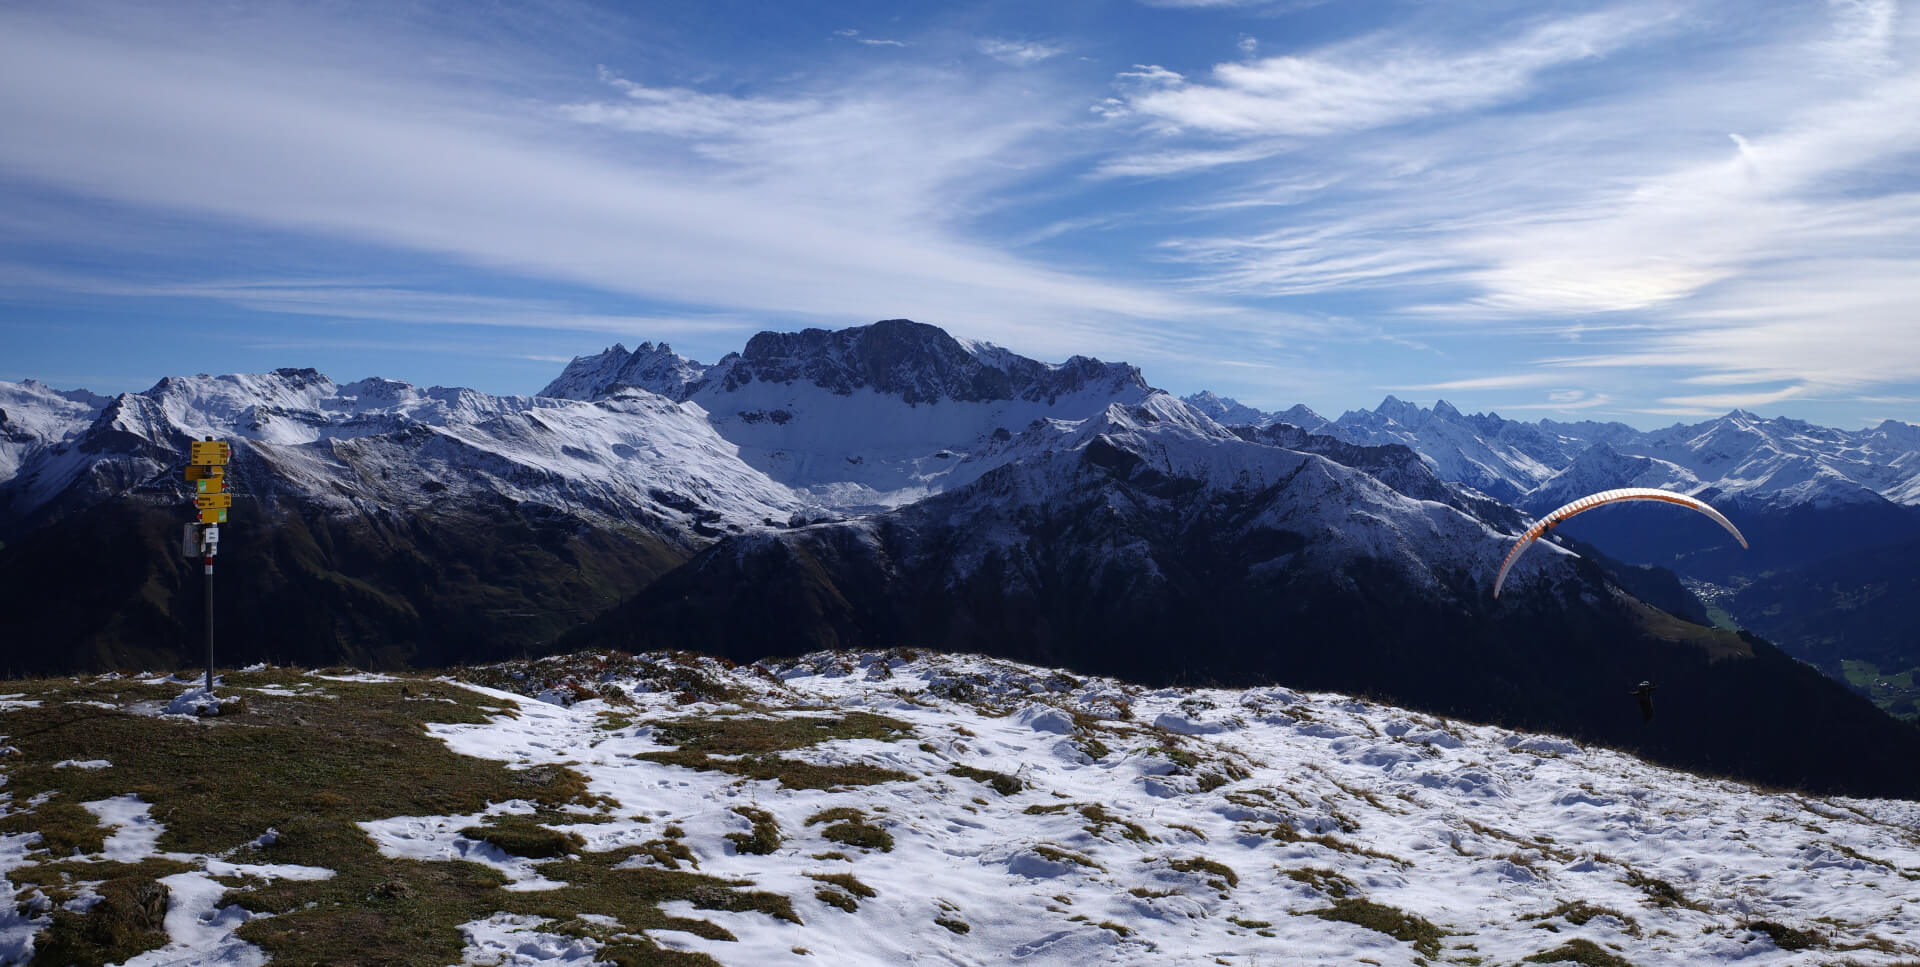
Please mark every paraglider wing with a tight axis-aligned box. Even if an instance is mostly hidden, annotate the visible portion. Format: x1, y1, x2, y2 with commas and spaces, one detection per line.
1491, 488, 1748, 598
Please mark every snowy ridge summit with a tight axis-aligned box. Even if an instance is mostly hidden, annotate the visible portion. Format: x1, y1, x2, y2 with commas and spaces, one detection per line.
541, 341, 711, 402
531, 321, 1161, 510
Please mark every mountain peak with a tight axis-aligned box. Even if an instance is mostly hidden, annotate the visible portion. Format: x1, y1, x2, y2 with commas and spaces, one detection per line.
717, 319, 1148, 406
1374, 395, 1425, 424
542, 342, 709, 402
1180, 391, 1274, 426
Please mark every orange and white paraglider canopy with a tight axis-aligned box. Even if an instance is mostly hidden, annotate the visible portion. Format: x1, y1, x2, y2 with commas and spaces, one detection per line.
1492, 487, 1748, 598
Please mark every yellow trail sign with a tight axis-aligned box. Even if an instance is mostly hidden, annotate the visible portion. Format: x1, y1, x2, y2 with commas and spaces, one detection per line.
184, 465, 223, 482
195, 493, 233, 510
194, 478, 225, 494
197, 508, 228, 524
189, 441, 231, 465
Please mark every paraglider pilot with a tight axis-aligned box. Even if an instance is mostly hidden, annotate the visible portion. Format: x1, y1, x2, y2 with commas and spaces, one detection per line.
1630, 681, 1657, 724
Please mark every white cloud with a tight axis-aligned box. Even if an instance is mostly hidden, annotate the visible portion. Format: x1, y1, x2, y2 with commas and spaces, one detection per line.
0, 7, 1219, 363
1655, 385, 1808, 410
559, 69, 820, 137
1105, 0, 1920, 413
1392, 373, 1559, 392
979, 38, 1065, 67
1496, 392, 1617, 411
834, 28, 906, 47
1093, 142, 1287, 178
1440, 75, 1920, 317
1820, 0, 1896, 76
0, 266, 761, 338
1111, 11, 1666, 139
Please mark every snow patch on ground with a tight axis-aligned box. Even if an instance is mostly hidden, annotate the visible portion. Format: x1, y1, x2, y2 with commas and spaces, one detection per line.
0, 832, 46, 964
166, 688, 246, 717
120, 872, 268, 967
360, 802, 570, 891
202, 859, 334, 882
459, 913, 605, 965
83, 794, 163, 861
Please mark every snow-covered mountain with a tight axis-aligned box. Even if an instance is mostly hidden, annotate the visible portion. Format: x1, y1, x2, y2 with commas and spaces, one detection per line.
540, 340, 711, 402
1181, 392, 1327, 433
550, 320, 1156, 511
1181, 390, 1279, 428
0, 367, 814, 672
1318, 397, 1605, 505
1525, 443, 1703, 513
565, 383, 1920, 796
587, 388, 1550, 655
0, 378, 109, 481
8, 321, 1917, 787
1193, 394, 1920, 512
0, 368, 799, 538
1189, 394, 1920, 581
10, 649, 1917, 965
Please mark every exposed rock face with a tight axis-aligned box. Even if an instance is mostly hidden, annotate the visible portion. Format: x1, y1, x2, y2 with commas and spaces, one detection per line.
713, 319, 1147, 405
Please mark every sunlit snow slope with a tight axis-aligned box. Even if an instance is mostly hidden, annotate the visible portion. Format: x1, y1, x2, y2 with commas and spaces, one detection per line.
441, 653, 1920, 967
13, 652, 1907, 966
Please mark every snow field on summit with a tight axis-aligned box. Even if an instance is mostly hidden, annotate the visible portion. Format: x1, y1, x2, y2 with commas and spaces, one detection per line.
417, 651, 1920, 965
0, 652, 1917, 964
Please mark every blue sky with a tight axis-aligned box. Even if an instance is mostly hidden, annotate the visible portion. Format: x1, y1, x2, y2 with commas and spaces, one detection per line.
2, 0, 1917, 429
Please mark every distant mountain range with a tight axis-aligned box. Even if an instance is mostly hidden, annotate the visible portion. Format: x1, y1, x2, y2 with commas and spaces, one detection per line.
1186, 390, 1920, 514
4, 319, 1918, 794
1183, 390, 1920, 717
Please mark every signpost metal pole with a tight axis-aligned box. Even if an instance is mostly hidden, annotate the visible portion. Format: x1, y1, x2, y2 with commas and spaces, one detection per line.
185, 437, 231, 700
205, 549, 215, 694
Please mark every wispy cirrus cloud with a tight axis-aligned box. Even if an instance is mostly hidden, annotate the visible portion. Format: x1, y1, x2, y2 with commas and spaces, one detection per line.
1392, 373, 1560, 393
835, 28, 908, 48
4, 0, 1919, 427
559, 69, 821, 137
979, 38, 1065, 66
0, 4, 1220, 366
1493, 391, 1617, 412
1089, 0, 1920, 422
1102, 10, 1667, 141
0, 265, 760, 338
1654, 385, 1808, 411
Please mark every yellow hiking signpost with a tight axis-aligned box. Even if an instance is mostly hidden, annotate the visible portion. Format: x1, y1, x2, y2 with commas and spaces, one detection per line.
183, 437, 231, 697
190, 440, 231, 465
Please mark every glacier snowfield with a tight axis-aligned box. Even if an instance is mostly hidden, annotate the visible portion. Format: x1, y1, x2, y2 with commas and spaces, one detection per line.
4, 650, 1919, 966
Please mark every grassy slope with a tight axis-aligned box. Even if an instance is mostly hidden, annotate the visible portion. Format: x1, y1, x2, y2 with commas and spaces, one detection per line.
0, 668, 805, 967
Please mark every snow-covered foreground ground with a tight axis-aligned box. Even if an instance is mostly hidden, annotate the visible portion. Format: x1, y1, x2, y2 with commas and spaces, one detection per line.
6, 651, 1920, 965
